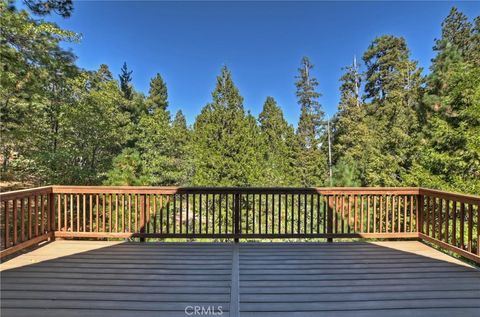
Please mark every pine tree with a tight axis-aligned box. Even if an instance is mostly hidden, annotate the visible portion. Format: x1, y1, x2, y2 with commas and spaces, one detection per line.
117, 63, 146, 125
119, 62, 133, 100
434, 7, 472, 56
469, 17, 480, 65
405, 8, 480, 194
135, 107, 174, 185
428, 8, 473, 97
104, 148, 149, 186
191, 66, 264, 186
146, 73, 168, 113
294, 57, 327, 186
96, 64, 113, 82
332, 57, 366, 185
362, 35, 423, 186
258, 96, 296, 185
170, 110, 190, 185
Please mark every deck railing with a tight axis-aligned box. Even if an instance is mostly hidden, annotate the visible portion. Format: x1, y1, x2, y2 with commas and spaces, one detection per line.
1, 186, 479, 263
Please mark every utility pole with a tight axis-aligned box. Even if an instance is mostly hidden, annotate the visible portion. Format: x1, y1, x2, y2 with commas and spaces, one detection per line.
327, 115, 333, 186
353, 55, 360, 108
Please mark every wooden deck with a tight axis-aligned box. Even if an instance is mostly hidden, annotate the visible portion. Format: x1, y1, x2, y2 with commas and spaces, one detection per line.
1, 241, 479, 317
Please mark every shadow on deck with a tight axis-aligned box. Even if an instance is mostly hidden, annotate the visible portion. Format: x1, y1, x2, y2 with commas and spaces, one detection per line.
1, 241, 479, 317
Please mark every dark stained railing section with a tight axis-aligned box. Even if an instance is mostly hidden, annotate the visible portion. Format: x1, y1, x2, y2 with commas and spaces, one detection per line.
49, 187, 419, 240
1, 186, 479, 263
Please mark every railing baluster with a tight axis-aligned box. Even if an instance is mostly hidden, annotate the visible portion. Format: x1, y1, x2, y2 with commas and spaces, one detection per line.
225, 194, 228, 234
20, 198, 25, 242
410, 195, 414, 232
279, 193, 283, 234
460, 202, 465, 249
360, 195, 364, 232
477, 204, 480, 256
468, 204, 473, 253
452, 201, 457, 247
317, 194, 321, 234
12, 199, 17, 245
212, 194, 215, 235
379, 195, 383, 233
198, 194, 201, 234
366, 195, 370, 233
4, 200, 10, 248
173, 194, 177, 234
399, 195, 402, 232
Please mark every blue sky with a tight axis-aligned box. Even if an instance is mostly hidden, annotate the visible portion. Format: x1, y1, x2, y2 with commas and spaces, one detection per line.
42, 1, 479, 125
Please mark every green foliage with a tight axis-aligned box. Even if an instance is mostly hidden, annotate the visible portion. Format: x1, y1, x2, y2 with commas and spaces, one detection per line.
146, 73, 168, 113
258, 97, 297, 185
0, 1, 78, 181
39, 72, 129, 184
170, 110, 191, 185
104, 149, 150, 186
362, 35, 423, 186
402, 8, 480, 195
190, 66, 264, 186
23, 0, 73, 18
119, 62, 133, 100
331, 159, 361, 187
406, 62, 480, 194
332, 59, 372, 185
294, 57, 327, 186
135, 108, 177, 185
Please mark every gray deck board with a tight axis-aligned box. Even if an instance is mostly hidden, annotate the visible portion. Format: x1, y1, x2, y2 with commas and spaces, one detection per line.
1, 241, 479, 317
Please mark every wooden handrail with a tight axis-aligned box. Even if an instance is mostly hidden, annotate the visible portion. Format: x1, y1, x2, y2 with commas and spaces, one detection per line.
1, 185, 479, 263
0, 186, 52, 200
419, 188, 480, 205
50, 185, 420, 195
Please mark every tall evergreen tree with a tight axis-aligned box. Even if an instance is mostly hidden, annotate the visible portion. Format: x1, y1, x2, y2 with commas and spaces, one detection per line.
428, 7, 473, 97
190, 66, 263, 186
117, 63, 146, 125
96, 64, 113, 82
406, 8, 480, 194
170, 110, 190, 185
258, 96, 296, 185
119, 62, 133, 100
146, 73, 168, 113
332, 57, 367, 185
294, 57, 327, 186
362, 35, 423, 186
135, 107, 174, 185
469, 17, 480, 65
434, 7, 472, 56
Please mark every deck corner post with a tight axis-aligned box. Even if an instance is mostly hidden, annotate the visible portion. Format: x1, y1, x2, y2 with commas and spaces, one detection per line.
327, 195, 333, 243
48, 191, 56, 241
417, 192, 424, 238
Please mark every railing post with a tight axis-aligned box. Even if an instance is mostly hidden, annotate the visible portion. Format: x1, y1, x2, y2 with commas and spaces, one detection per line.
327, 195, 333, 243
234, 193, 240, 243
417, 193, 424, 236
48, 191, 56, 241
140, 195, 146, 242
